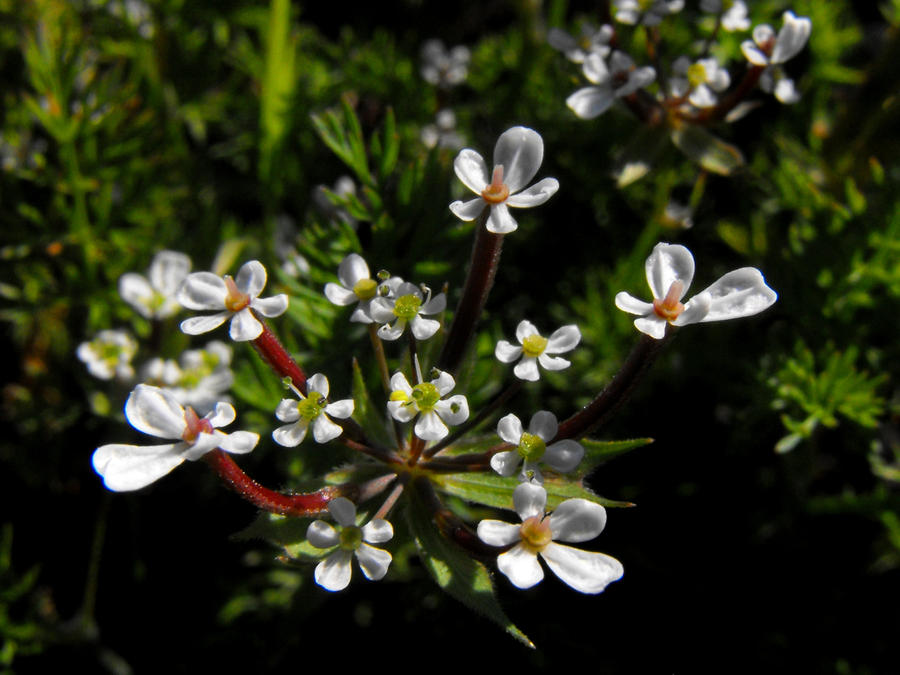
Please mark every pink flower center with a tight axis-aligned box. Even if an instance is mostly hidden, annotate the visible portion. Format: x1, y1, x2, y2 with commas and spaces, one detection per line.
223, 276, 251, 312
481, 165, 510, 204
182, 406, 214, 444
653, 280, 685, 322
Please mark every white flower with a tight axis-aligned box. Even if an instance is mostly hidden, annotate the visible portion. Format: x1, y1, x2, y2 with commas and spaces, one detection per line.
615, 242, 778, 339
421, 109, 465, 150
614, 0, 684, 26
142, 341, 234, 415
369, 281, 446, 341
700, 0, 750, 32
119, 250, 191, 319
307, 497, 393, 592
491, 411, 584, 482
178, 260, 288, 342
92, 384, 259, 491
77, 329, 138, 381
272, 373, 354, 446
420, 39, 470, 88
449, 126, 559, 235
566, 51, 657, 120
477, 483, 623, 594
387, 370, 469, 441
741, 11, 811, 67
324, 253, 383, 324
495, 320, 581, 382
547, 22, 613, 64
669, 56, 730, 108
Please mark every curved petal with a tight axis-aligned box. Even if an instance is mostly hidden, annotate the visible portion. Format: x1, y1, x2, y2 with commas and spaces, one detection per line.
514, 357, 541, 381
696, 268, 778, 322
361, 519, 394, 544
537, 353, 570, 371
506, 177, 559, 208
118, 273, 155, 318
235, 260, 267, 297
515, 320, 539, 342
618, 67, 656, 96
540, 542, 623, 594
349, 306, 375, 324
180, 313, 230, 336
125, 385, 185, 439
415, 410, 448, 441
178, 272, 227, 310
229, 309, 263, 341
774, 76, 800, 104
486, 203, 518, 235
634, 316, 668, 339
368, 297, 396, 323
435, 395, 469, 426
645, 243, 695, 300
150, 250, 192, 295
674, 292, 711, 326
251, 294, 288, 318
410, 315, 440, 340
449, 197, 487, 222
752, 23, 775, 48
497, 545, 544, 589
377, 321, 405, 341
324, 399, 354, 420
581, 52, 610, 85
494, 340, 522, 363
477, 519, 522, 546
771, 11, 811, 65
453, 148, 490, 194
549, 498, 607, 542
325, 282, 357, 306
387, 400, 416, 422
493, 126, 543, 193
741, 40, 769, 66
327, 497, 357, 527
314, 550, 353, 591
275, 398, 300, 422
497, 413, 524, 445
272, 420, 308, 447
337, 253, 370, 289
513, 482, 547, 520
307, 520, 339, 549
546, 324, 581, 354
689, 84, 717, 108
206, 401, 236, 429
421, 292, 447, 315
490, 450, 522, 477
566, 86, 615, 120
312, 415, 343, 443
615, 291, 653, 315
307, 373, 330, 397
390, 372, 412, 395
431, 370, 456, 396
528, 411, 558, 441
544, 439, 584, 473
217, 430, 259, 455
356, 544, 392, 581
92, 443, 184, 492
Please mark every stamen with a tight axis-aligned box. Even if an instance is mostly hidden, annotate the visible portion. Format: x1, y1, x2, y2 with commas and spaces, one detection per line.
223, 276, 251, 312
182, 406, 214, 443
481, 165, 510, 204
653, 280, 686, 322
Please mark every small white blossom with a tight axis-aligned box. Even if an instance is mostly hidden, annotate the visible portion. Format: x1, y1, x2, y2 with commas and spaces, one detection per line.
272, 373, 354, 446
77, 329, 138, 381
615, 242, 778, 339
614, 0, 684, 27
567, 51, 656, 119
700, 0, 750, 32
92, 384, 258, 491
491, 411, 584, 483
547, 22, 613, 63
307, 498, 393, 592
119, 250, 191, 319
178, 260, 288, 342
420, 39, 470, 88
495, 320, 581, 382
388, 370, 469, 442
741, 11, 811, 67
477, 483, 623, 593
324, 253, 384, 324
142, 341, 234, 415
449, 126, 559, 235
421, 109, 465, 150
669, 56, 730, 108
369, 281, 446, 341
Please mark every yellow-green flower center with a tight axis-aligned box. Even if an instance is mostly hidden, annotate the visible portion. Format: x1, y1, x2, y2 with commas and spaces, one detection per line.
339, 525, 362, 551
353, 278, 377, 301
521, 334, 548, 358
518, 432, 546, 462
297, 391, 326, 421
393, 294, 422, 321
519, 516, 552, 554
687, 63, 707, 88
410, 382, 441, 412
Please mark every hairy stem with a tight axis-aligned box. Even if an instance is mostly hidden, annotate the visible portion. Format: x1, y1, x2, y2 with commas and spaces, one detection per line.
250, 315, 307, 393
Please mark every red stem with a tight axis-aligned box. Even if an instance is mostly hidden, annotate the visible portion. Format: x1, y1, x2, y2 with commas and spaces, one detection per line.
251, 316, 307, 393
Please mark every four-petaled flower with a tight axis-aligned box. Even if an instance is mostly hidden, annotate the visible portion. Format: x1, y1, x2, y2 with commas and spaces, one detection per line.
700, 0, 750, 32
741, 11, 811, 68
272, 373, 354, 446
77, 329, 138, 381
669, 56, 730, 108
119, 250, 192, 319
92, 384, 258, 492
477, 483, 624, 593
388, 370, 469, 441
614, 0, 684, 27
495, 320, 581, 381
178, 260, 288, 342
369, 281, 446, 341
307, 497, 393, 592
491, 411, 584, 483
547, 22, 613, 64
566, 51, 657, 120
449, 126, 559, 235
615, 242, 778, 339
324, 253, 383, 324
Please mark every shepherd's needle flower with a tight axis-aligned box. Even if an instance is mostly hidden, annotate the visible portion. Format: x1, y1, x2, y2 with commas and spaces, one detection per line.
700, 0, 750, 32
119, 250, 191, 319
669, 56, 730, 108
369, 281, 446, 341
324, 253, 383, 323
388, 370, 468, 441
495, 320, 581, 382
741, 11, 811, 68
307, 498, 393, 592
614, 0, 684, 26
615, 242, 778, 339
547, 22, 613, 63
491, 411, 584, 482
449, 126, 559, 235
77, 329, 138, 381
178, 260, 288, 342
567, 51, 656, 119
420, 39, 470, 88
92, 384, 258, 491
477, 483, 623, 593
272, 373, 354, 446
421, 109, 465, 150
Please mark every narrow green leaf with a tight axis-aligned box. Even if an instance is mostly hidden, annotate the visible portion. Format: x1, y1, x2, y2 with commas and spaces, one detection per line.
259, 0, 297, 187
378, 107, 399, 180
578, 437, 653, 473
351, 358, 395, 448
670, 125, 744, 175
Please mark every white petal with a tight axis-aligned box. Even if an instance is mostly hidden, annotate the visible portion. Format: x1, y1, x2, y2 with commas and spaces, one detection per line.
477, 519, 522, 546
506, 177, 559, 208
180, 313, 230, 336
633, 316, 668, 339
696, 268, 778, 322
513, 357, 541, 381
368, 297, 396, 323
689, 84, 717, 108
337, 253, 370, 289
420, 292, 447, 315
674, 292, 711, 326
566, 86, 615, 120
361, 519, 394, 544
118, 274, 155, 318
618, 67, 656, 96
546, 324, 581, 354
515, 319, 539, 342
431, 370, 456, 396
752, 24, 775, 48
774, 77, 800, 104
497, 545, 544, 589
497, 413, 524, 445
390, 372, 412, 395
229, 309, 263, 341
206, 401, 236, 428
327, 497, 357, 527
615, 291, 653, 316
741, 40, 770, 66
314, 550, 353, 591
324, 399, 354, 420
544, 440, 584, 473
377, 321, 405, 341
548, 498, 607, 542
217, 430, 259, 455
434, 395, 469, 426
273, 420, 308, 447
772, 11, 811, 64
540, 542, 623, 594
494, 340, 522, 363
490, 450, 522, 476
493, 126, 543, 193
149, 250, 191, 295
645, 242, 695, 300
307, 373, 330, 397
275, 398, 300, 422
235, 260, 267, 297
178, 272, 227, 310
581, 52, 610, 85
538, 353, 570, 371
449, 197, 487, 222
325, 282, 357, 306
486, 203, 518, 235
528, 411, 558, 441
355, 543, 392, 581
410, 315, 440, 340
307, 520, 339, 549
125, 385, 185, 439
415, 411, 448, 441
387, 400, 416, 422
513, 482, 547, 520
453, 148, 490, 194
92, 443, 184, 491
251, 294, 288, 318
312, 415, 343, 443
349, 306, 374, 324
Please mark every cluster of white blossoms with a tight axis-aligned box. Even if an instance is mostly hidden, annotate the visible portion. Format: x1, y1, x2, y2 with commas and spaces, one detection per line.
141, 341, 233, 415
742, 11, 812, 105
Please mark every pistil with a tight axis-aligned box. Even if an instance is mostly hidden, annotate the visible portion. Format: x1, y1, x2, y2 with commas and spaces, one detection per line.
653, 280, 685, 322
481, 165, 510, 204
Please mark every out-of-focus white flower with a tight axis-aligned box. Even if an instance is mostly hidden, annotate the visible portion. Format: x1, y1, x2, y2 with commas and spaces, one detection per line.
92, 384, 258, 491
669, 56, 730, 108
566, 51, 656, 119
421, 109, 465, 150
307, 498, 393, 592
615, 242, 778, 339
313, 176, 358, 226
272, 373, 354, 446
420, 39, 470, 88
178, 260, 288, 342
142, 341, 234, 415
477, 483, 623, 593
119, 250, 191, 319
449, 126, 559, 235
491, 411, 584, 482
662, 201, 694, 229
547, 23, 613, 63
741, 11, 811, 67
759, 66, 801, 104
388, 370, 469, 441
495, 320, 581, 382
614, 0, 684, 26
77, 329, 138, 381
700, 0, 750, 32
369, 281, 446, 341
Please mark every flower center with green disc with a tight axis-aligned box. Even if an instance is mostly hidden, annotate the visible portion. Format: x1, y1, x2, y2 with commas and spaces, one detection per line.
223, 276, 251, 312
339, 525, 362, 551
521, 334, 548, 358
518, 432, 546, 462
687, 63, 707, 89
297, 392, 325, 421
393, 294, 422, 321
353, 278, 377, 301
519, 516, 552, 554
410, 382, 441, 412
